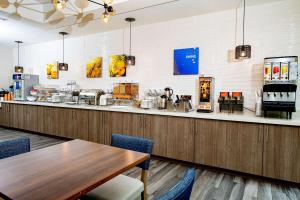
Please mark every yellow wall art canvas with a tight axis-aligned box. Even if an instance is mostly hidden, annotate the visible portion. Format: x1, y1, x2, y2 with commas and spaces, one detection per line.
46, 62, 59, 79
109, 55, 127, 77
86, 57, 102, 78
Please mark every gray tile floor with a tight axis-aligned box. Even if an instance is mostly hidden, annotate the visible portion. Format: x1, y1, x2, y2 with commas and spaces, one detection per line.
1, 127, 299, 200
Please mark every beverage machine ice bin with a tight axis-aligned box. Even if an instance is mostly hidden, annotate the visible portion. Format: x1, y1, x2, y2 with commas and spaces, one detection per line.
13, 74, 39, 101
263, 56, 298, 119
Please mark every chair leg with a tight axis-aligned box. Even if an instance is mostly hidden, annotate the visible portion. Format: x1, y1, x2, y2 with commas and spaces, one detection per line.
141, 170, 148, 200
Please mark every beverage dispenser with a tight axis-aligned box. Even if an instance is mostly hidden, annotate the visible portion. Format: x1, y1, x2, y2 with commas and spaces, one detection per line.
262, 56, 298, 119
13, 74, 39, 101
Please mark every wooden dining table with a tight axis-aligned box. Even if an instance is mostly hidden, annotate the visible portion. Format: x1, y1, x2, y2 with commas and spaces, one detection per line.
0, 139, 149, 200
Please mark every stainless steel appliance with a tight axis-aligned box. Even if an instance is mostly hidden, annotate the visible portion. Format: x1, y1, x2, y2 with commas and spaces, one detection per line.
262, 56, 298, 119
218, 92, 244, 113
174, 95, 193, 112
51, 93, 66, 103
99, 94, 114, 106
164, 87, 173, 100
164, 87, 174, 111
140, 99, 154, 109
158, 95, 167, 110
79, 90, 102, 105
13, 74, 39, 101
262, 84, 297, 119
197, 77, 215, 113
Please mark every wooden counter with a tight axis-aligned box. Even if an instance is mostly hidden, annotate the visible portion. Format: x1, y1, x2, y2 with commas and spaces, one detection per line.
0, 102, 299, 183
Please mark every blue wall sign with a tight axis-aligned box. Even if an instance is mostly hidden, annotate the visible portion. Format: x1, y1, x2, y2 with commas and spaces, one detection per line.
174, 47, 199, 75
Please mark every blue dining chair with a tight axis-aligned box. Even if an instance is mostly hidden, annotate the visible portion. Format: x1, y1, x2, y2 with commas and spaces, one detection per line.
0, 137, 31, 159
155, 168, 196, 200
83, 134, 154, 200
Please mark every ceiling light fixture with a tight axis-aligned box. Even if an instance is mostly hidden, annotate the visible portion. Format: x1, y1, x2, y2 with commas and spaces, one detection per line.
235, 0, 251, 59
125, 17, 135, 66
53, 0, 68, 10
87, 0, 115, 23
102, 11, 110, 23
14, 41, 24, 73
103, 0, 113, 4
58, 32, 69, 71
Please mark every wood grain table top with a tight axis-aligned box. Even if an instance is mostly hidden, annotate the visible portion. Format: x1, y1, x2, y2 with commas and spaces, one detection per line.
0, 139, 149, 200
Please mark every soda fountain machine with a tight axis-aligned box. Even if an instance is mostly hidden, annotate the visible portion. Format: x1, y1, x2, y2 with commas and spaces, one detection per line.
262, 56, 298, 119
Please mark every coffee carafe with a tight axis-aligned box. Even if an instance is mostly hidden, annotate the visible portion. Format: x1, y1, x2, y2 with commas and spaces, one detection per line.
158, 95, 167, 110
164, 87, 173, 100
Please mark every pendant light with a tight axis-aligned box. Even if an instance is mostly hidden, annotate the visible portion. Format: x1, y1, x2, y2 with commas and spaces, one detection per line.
58, 32, 68, 71
235, 0, 251, 59
53, 0, 67, 9
125, 17, 135, 66
14, 41, 24, 73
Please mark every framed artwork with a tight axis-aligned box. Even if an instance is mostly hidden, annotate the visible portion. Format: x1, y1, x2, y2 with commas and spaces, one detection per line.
174, 47, 199, 75
109, 55, 127, 77
46, 62, 59, 79
86, 56, 102, 78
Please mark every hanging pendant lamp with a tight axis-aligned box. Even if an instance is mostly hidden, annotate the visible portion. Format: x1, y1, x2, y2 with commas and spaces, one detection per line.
235, 0, 251, 59
58, 32, 69, 71
125, 17, 136, 66
14, 41, 24, 73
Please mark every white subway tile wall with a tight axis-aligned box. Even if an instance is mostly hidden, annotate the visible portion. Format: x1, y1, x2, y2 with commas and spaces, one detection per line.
13, 0, 300, 109
0, 46, 13, 89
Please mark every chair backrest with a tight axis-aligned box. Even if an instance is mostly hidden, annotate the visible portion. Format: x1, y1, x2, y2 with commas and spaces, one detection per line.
111, 134, 153, 170
155, 168, 196, 200
0, 137, 31, 159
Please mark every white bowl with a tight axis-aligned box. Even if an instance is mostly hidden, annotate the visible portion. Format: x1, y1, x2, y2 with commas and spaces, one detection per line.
26, 96, 37, 102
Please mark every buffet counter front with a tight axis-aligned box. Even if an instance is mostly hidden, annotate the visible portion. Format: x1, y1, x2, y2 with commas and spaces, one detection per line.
0, 101, 299, 183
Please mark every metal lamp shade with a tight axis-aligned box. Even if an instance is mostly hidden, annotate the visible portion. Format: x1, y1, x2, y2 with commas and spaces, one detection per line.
235, 45, 251, 59
59, 63, 68, 71
126, 56, 136, 66
15, 66, 24, 73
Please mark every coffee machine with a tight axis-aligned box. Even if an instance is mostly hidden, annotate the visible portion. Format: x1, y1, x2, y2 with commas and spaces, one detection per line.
197, 77, 215, 113
262, 56, 298, 119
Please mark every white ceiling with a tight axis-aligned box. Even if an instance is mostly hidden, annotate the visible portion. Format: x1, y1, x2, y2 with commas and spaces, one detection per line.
0, 0, 283, 48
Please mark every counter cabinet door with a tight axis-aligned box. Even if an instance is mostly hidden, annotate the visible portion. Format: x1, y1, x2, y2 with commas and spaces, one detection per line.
88, 111, 111, 145
225, 122, 263, 175
144, 115, 168, 157
72, 109, 89, 141
0, 106, 3, 126
9, 104, 25, 129
110, 112, 145, 138
23, 105, 38, 132
165, 116, 195, 162
58, 108, 75, 138
195, 119, 263, 176
37, 106, 60, 136
0, 103, 10, 127
263, 125, 300, 183
194, 119, 227, 168
144, 115, 194, 162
